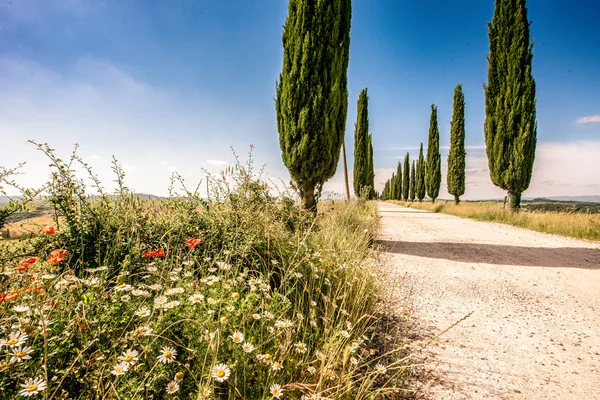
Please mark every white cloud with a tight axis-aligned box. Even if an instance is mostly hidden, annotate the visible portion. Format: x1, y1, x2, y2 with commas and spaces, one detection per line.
576, 115, 600, 124
205, 160, 228, 166
160, 161, 168, 165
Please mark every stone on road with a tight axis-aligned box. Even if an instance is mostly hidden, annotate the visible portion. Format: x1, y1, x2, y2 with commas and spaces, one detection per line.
377, 202, 600, 399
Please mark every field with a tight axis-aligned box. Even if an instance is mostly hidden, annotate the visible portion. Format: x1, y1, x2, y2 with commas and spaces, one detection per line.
0, 148, 410, 399
390, 199, 600, 241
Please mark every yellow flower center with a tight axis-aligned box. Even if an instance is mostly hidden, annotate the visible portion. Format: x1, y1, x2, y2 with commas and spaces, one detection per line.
163, 351, 172, 358
123, 355, 133, 362
15, 352, 26, 358
216, 370, 225, 378
27, 384, 38, 393
175, 372, 184, 381
264, 354, 271, 360
6, 339, 19, 345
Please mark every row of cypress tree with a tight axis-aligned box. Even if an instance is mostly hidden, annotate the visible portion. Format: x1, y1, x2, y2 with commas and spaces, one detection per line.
276, 0, 536, 211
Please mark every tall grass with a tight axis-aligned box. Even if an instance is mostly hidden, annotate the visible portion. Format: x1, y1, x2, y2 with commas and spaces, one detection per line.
394, 200, 600, 241
0, 143, 408, 399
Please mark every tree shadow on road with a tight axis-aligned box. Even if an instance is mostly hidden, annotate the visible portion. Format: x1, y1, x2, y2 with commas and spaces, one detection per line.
376, 239, 600, 269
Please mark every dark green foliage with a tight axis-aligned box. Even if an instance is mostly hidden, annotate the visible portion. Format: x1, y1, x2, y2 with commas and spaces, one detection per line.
395, 162, 402, 200
276, 0, 352, 210
484, 0, 537, 210
426, 105, 441, 202
410, 160, 416, 201
416, 143, 426, 201
448, 84, 466, 205
367, 134, 375, 199
402, 153, 410, 201
353, 88, 370, 197
390, 173, 396, 200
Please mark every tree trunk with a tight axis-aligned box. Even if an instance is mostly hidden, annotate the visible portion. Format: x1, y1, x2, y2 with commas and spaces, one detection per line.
301, 184, 316, 213
454, 195, 460, 205
508, 192, 521, 211
342, 141, 350, 201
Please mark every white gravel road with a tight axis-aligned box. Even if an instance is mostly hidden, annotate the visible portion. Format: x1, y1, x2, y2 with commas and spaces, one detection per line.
376, 202, 600, 400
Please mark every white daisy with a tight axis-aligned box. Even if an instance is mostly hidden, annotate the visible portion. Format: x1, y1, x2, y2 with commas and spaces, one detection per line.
163, 301, 180, 309
135, 307, 151, 318
252, 313, 261, 320
118, 349, 139, 366
10, 346, 33, 363
2, 332, 28, 347
188, 293, 204, 304
157, 346, 177, 364
120, 295, 131, 302
306, 366, 316, 375
211, 363, 231, 382
294, 342, 307, 354
242, 342, 255, 353
271, 361, 283, 371
131, 289, 150, 297
165, 287, 184, 296
153, 295, 168, 309
230, 331, 244, 344
115, 283, 133, 292
41, 274, 56, 280
270, 383, 284, 398
340, 330, 351, 339
111, 362, 129, 376
18, 377, 46, 397
149, 283, 163, 290
166, 380, 179, 394
374, 363, 387, 375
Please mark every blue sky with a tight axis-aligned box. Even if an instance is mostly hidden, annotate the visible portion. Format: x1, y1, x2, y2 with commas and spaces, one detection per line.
1, 0, 599, 199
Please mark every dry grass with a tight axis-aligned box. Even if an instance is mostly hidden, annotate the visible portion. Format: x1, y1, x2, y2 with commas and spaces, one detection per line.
391, 200, 600, 241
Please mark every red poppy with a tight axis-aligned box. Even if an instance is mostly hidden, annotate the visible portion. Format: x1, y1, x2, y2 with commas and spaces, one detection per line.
0, 291, 19, 302
43, 226, 58, 234
48, 249, 68, 265
17, 257, 38, 273
185, 238, 202, 249
142, 248, 165, 258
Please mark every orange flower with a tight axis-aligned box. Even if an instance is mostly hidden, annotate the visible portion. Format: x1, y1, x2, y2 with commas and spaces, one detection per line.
43, 226, 58, 234
0, 291, 19, 302
17, 257, 38, 273
48, 249, 68, 265
185, 238, 202, 249
142, 248, 165, 258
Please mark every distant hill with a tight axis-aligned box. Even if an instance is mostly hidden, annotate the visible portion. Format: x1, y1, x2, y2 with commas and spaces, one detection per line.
528, 195, 600, 203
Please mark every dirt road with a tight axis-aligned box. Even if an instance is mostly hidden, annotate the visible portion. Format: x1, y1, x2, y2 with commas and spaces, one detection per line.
376, 202, 600, 399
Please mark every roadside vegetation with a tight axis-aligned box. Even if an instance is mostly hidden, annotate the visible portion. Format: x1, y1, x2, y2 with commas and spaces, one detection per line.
393, 200, 600, 241
0, 144, 409, 399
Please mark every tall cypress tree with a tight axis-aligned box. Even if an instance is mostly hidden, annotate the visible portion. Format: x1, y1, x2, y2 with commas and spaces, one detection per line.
402, 153, 410, 201
390, 173, 396, 200
484, 0, 536, 210
426, 105, 441, 202
416, 143, 426, 201
276, 0, 352, 210
367, 134, 375, 199
353, 89, 369, 197
395, 161, 402, 200
409, 160, 416, 201
448, 84, 466, 204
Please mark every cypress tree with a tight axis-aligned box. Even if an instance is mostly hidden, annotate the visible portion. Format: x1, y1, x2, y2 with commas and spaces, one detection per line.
484, 0, 537, 210
367, 134, 375, 199
416, 143, 426, 201
402, 153, 410, 201
426, 105, 441, 202
390, 173, 396, 200
353, 89, 369, 197
448, 84, 466, 204
276, 0, 352, 210
395, 162, 402, 200
410, 160, 416, 201
383, 180, 389, 200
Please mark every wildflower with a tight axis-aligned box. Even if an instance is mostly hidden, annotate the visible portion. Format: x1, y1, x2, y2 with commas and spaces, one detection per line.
259, 282, 271, 292
350, 357, 358, 365
163, 301, 180, 310
182, 260, 194, 267
120, 295, 131, 302
185, 238, 202, 249
231, 331, 244, 344
252, 313, 261, 320
226, 305, 235, 312
294, 342, 307, 354
315, 351, 325, 361
205, 275, 220, 286
13, 305, 30, 313
157, 347, 177, 364
166, 380, 180, 394
375, 364, 387, 375
220, 316, 227, 324
270, 384, 284, 398
18, 377, 46, 397
325, 369, 337, 381
242, 342, 255, 353
41, 274, 56, 280
119, 349, 139, 366
115, 283, 133, 292
48, 249, 68, 265
188, 293, 205, 304
131, 289, 150, 297
271, 361, 283, 371
174, 371, 184, 382
310, 301, 317, 307
147, 267, 158, 273
10, 346, 33, 363
211, 363, 231, 382
293, 272, 303, 278
111, 362, 129, 376
257, 353, 272, 364
264, 311, 274, 319
369, 348, 377, 356
206, 297, 216, 306
132, 326, 152, 337
149, 283, 162, 290
1, 332, 28, 347
216, 261, 231, 271
43, 226, 58, 234
165, 287, 184, 296
340, 330, 351, 339
153, 296, 168, 309
306, 366, 316, 375
17, 257, 37, 273
231, 292, 240, 300
267, 327, 275, 334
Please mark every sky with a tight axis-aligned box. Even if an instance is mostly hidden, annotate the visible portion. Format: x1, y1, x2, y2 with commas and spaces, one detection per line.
1, 0, 599, 199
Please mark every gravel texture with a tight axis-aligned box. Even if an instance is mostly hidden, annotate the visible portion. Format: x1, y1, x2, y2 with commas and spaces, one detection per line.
376, 202, 600, 399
